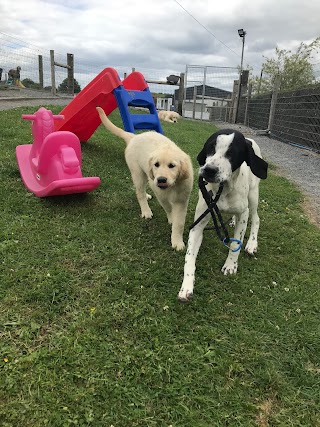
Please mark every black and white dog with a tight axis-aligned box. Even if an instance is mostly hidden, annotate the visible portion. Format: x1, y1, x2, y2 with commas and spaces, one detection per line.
178, 129, 268, 302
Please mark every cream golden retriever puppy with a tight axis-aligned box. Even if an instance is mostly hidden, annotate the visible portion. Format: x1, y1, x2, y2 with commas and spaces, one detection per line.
158, 110, 181, 123
96, 107, 193, 250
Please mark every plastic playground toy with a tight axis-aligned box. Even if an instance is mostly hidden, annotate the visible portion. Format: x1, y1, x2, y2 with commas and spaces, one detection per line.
54, 67, 163, 141
15, 68, 164, 198
16, 107, 101, 197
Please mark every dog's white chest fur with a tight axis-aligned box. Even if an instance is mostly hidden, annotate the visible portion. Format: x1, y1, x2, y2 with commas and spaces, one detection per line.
213, 165, 252, 214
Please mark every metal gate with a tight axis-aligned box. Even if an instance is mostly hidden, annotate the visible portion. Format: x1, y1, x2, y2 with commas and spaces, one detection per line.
183, 65, 239, 121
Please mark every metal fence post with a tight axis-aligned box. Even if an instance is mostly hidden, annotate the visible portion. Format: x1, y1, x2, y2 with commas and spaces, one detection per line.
192, 85, 197, 119
200, 66, 207, 121
183, 66, 188, 117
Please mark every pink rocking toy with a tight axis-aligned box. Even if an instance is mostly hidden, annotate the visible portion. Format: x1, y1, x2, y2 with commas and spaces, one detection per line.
16, 107, 100, 197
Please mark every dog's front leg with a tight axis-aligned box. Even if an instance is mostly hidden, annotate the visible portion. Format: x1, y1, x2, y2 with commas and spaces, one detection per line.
170, 202, 188, 251
245, 191, 260, 255
221, 208, 249, 275
136, 191, 153, 219
132, 173, 153, 219
178, 195, 209, 301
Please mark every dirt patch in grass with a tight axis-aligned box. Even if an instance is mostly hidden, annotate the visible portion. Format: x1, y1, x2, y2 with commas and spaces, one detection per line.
256, 398, 278, 427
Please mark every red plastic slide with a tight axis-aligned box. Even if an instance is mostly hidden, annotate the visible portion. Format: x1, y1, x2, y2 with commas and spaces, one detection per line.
54, 68, 121, 141
55, 68, 149, 141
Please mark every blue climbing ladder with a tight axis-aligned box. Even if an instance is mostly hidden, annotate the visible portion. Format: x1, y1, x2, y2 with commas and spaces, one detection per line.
113, 85, 163, 134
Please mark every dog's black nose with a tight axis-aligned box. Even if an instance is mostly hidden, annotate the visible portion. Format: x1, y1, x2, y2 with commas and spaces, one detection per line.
157, 176, 168, 189
200, 166, 219, 182
157, 177, 167, 184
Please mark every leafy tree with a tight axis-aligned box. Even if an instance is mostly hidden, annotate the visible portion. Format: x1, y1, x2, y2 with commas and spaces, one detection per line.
58, 78, 81, 93
21, 78, 41, 89
22, 78, 36, 88
251, 37, 320, 94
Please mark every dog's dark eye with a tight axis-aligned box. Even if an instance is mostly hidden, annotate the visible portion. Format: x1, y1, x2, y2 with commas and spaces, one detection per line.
154, 162, 160, 167
168, 163, 175, 168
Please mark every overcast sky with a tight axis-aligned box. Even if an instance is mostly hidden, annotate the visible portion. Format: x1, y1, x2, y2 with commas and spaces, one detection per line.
1, 0, 320, 83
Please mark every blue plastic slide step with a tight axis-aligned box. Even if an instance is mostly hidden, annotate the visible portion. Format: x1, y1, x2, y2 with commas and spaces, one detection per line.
130, 114, 162, 131
113, 86, 163, 134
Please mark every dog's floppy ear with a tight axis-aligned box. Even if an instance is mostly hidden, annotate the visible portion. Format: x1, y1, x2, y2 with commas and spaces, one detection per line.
246, 144, 268, 179
148, 157, 155, 180
178, 157, 191, 181
197, 144, 207, 166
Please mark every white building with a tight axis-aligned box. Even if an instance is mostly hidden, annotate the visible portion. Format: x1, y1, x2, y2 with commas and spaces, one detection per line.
156, 97, 173, 111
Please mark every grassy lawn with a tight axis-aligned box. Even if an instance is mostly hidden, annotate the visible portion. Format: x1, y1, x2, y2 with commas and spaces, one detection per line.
0, 106, 319, 427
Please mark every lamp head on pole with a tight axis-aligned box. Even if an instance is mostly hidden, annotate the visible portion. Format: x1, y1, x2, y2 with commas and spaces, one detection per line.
238, 28, 246, 38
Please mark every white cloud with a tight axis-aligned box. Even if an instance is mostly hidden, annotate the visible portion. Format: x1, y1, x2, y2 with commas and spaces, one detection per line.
1, 0, 319, 87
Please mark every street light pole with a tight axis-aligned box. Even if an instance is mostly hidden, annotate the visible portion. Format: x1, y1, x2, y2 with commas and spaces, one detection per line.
235, 28, 246, 123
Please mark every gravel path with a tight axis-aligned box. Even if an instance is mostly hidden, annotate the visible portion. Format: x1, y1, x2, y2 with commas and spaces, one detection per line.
0, 97, 71, 110
0, 88, 72, 110
1, 90, 319, 226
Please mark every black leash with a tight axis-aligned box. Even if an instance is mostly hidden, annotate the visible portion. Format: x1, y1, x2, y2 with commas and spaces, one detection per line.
189, 176, 242, 252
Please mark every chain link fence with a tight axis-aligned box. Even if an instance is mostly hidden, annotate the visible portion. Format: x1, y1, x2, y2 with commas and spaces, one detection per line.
239, 83, 320, 153
0, 33, 181, 97
0, 33, 73, 91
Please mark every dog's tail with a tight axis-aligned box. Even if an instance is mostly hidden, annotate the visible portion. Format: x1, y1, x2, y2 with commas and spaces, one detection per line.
96, 107, 133, 145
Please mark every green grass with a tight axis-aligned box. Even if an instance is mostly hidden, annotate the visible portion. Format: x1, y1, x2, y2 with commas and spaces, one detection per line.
0, 106, 319, 427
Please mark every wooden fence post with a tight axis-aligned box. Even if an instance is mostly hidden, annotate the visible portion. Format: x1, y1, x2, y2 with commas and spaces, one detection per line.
50, 50, 75, 96
244, 83, 252, 126
38, 55, 44, 89
234, 73, 242, 123
177, 72, 184, 116
230, 79, 239, 123
268, 77, 280, 131
67, 53, 74, 95
50, 50, 56, 96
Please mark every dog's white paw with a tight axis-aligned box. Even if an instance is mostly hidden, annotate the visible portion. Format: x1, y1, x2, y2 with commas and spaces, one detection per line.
178, 285, 193, 302
245, 241, 258, 255
146, 193, 152, 200
141, 209, 153, 219
221, 260, 238, 275
172, 240, 185, 251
